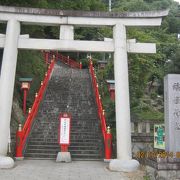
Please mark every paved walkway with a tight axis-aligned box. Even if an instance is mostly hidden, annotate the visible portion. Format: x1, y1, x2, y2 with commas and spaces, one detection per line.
0, 160, 146, 180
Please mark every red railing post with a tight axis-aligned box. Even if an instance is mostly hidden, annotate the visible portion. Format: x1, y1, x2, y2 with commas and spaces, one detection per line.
15, 124, 24, 159
105, 126, 112, 160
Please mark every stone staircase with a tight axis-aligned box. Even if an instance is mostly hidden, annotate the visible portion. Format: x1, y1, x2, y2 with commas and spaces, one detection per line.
24, 62, 104, 160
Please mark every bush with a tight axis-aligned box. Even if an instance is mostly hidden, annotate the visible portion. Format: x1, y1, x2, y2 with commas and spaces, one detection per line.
15, 50, 46, 111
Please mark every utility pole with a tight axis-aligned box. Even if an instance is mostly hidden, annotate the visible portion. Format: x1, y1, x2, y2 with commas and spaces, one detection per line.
109, 0, 111, 12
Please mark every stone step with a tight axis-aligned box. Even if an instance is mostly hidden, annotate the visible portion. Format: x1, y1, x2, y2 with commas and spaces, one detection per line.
33, 124, 100, 128
27, 144, 101, 150
34, 119, 99, 122
28, 141, 103, 146
51, 115, 97, 118
28, 137, 102, 142
24, 153, 103, 160
32, 129, 101, 133
35, 121, 99, 125
29, 134, 102, 139
33, 127, 101, 132
29, 137, 101, 141
30, 132, 101, 136
34, 124, 99, 127
26, 149, 101, 155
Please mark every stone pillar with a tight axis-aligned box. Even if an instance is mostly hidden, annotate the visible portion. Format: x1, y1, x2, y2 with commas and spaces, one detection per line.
146, 122, 150, 133
131, 122, 135, 133
164, 74, 180, 154
0, 19, 20, 168
109, 23, 139, 172
138, 122, 143, 133
60, 25, 74, 40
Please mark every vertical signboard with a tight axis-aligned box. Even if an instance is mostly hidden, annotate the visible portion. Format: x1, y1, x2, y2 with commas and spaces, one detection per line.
164, 74, 180, 154
58, 113, 71, 151
154, 124, 165, 150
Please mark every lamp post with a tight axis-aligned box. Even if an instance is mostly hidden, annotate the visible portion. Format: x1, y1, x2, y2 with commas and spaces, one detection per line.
19, 78, 32, 116
106, 80, 115, 101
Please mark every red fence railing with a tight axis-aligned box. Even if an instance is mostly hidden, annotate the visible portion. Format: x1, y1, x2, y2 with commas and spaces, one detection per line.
57, 53, 82, 69
16, 59, 55, 158
42, 51, 82, 69
43, 51, 82, 69
89, 59, 112, 159
89, 60, 107, 139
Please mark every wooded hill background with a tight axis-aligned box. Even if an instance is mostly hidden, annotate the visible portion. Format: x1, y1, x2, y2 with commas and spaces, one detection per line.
0, 0, 179, 129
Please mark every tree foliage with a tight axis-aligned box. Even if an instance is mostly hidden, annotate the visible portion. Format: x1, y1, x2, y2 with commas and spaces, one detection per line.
97, 0, 180, 121
0, 0, 179, 122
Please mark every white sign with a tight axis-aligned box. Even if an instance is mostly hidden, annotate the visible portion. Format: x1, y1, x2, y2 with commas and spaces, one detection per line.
60, 118, 70, 144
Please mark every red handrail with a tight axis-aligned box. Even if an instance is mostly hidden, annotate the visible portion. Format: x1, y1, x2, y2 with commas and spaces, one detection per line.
89, 60, 107, 140
16, 59, 55, 157
89, 59, 112, 159
57, 53, 82, 69
42, 51, 82, 69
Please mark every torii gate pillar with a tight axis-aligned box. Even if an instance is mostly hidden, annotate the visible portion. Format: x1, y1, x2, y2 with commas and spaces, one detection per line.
0, 19, 20, 168
109, 23, 139, 172
60, 25, 74, 40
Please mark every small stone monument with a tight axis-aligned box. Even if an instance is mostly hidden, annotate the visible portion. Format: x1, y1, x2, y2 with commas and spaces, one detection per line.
164, 74, 180, 155
145, 75, 180, 179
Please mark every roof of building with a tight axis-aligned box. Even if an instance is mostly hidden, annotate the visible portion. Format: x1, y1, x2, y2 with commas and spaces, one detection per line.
106, 80, 115, 84
19, 78, 33, 82
98, 61, 108, 64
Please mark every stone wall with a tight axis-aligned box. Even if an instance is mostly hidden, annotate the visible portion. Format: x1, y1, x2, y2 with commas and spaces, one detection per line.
146, 163, 180, 180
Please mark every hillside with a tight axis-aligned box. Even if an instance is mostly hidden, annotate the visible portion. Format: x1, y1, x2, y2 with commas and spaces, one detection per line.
0, 0, 179, 139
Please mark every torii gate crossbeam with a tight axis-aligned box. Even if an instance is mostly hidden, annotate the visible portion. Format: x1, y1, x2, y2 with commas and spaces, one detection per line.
0, 6, 168, 171
0, 36, 156, 53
